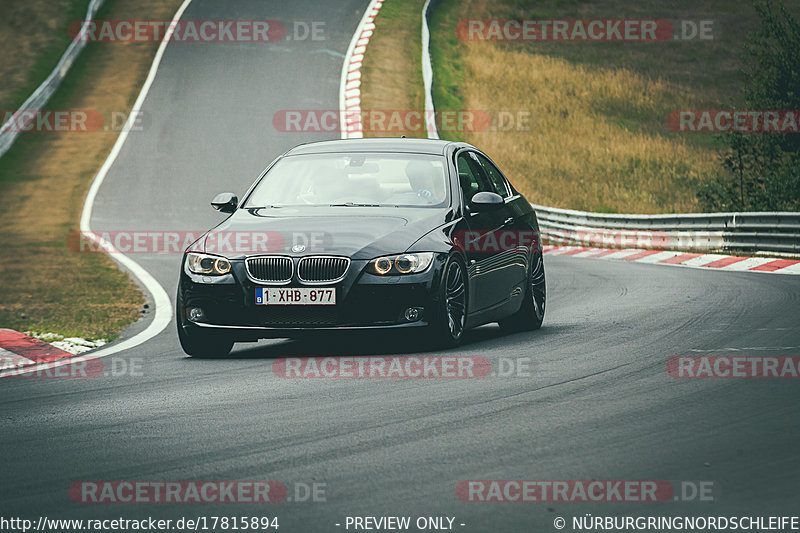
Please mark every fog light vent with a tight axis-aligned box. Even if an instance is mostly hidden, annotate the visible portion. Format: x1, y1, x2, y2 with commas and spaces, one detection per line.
404, 307, 423, 322
187, 307, 206, 322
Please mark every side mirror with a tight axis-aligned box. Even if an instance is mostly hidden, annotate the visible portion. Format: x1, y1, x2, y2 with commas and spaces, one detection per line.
469, 191, 504, 212
211, 192, 238, 213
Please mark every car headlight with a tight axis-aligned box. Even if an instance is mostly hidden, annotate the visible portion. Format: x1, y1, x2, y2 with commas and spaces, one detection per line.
369, 253, 434, 275
186, 252, 231, 275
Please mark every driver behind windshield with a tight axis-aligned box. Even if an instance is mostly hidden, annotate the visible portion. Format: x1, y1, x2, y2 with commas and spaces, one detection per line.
405, 160, 445, 203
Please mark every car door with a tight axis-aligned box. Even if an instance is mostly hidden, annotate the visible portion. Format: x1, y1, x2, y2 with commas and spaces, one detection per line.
455, 150, 508, 312
473, 152, 530, 291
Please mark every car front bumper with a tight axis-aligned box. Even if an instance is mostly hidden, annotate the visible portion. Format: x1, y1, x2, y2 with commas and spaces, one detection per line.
177, 256, 445, 340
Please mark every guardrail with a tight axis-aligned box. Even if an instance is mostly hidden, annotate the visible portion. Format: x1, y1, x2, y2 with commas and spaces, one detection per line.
533, 204, 800, 254
0, 0, 105, 160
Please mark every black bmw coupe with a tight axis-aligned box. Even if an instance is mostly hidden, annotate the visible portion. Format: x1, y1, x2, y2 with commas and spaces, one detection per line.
177, 138, 545, 357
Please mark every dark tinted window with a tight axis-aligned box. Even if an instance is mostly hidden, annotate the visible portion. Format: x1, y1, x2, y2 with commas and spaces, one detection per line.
475, 153, 510, 198
456, 152, 491, 204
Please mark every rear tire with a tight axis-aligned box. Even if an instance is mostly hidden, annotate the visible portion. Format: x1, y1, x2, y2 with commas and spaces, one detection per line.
499, 251, 545, 333
176, 291, 234, 358
427, 256, 468, 348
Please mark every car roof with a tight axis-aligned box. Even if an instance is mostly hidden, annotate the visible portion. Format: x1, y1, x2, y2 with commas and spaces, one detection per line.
285, 137, 458, 156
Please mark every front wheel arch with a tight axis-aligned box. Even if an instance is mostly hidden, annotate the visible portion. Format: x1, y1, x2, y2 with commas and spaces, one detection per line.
427, 253, 469, 347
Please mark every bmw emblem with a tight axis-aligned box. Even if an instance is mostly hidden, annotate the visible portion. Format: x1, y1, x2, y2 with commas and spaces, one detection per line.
291, 244, 306, 253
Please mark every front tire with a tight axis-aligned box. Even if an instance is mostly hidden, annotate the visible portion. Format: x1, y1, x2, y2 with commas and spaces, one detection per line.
499, 251, 546, 333
427, 256, 468, 348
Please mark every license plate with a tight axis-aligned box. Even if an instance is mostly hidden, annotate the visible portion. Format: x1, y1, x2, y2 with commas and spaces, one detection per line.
255, 287, 336, 305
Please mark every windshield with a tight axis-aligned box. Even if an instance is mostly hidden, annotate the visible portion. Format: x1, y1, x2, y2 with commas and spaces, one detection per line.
244, 152, 449, 208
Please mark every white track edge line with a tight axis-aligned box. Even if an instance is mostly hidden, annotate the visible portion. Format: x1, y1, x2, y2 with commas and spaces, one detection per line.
0, 0, 195, 379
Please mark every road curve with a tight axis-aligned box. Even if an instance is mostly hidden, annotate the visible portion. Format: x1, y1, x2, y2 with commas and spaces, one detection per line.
1, 1, 799, 531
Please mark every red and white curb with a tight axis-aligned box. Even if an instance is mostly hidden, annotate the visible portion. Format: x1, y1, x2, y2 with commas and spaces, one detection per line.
339, 0, 384, 139
543, 246, 800, 275
0, 329, 75, 372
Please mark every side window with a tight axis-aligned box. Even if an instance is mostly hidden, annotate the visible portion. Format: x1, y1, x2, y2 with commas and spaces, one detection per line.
456, 151, 491, 204
475, 153, 510, 198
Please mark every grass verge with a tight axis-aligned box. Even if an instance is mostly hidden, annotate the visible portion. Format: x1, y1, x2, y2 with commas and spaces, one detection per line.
0, 0, 184, 340
360, 0, 427, 138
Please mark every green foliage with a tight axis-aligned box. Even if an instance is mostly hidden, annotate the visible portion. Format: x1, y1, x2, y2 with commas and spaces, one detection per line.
699, 0, 800, 211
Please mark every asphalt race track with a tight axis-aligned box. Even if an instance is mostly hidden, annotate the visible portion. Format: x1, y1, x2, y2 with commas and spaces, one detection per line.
2, 1, 799, 531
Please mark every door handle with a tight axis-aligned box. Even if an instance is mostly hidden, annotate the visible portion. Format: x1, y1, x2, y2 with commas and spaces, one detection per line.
503, 217, 514, 226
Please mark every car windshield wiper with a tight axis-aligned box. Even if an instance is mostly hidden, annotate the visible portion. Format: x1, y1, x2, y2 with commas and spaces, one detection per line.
329, 202, 382, 207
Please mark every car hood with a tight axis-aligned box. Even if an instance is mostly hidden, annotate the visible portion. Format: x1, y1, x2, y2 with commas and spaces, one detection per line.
197, 206, 451, 260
